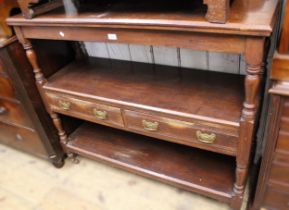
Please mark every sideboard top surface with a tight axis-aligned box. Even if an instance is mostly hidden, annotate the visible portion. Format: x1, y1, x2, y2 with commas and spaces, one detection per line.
7, 0, 279, 36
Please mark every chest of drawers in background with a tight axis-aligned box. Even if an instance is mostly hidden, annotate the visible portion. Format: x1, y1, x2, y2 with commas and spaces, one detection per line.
252, 2, 289, 208
252, 74, 289, 210
0, 36, 74, 167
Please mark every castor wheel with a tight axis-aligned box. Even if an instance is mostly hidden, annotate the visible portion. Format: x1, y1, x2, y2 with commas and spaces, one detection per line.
52, 158, 65, 168
67, 152, 80, 164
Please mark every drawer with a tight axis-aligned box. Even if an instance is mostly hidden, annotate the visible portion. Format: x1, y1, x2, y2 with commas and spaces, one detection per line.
0, 122, 47, 157
263, 187, 289, 210
280, 117, 289, 132
0, 99, 32, 128
0, 76, 15, 99
269, 161, 289, 186
276, 130, 289, 154
124, 110, 238, 155
46, 92, 124, 128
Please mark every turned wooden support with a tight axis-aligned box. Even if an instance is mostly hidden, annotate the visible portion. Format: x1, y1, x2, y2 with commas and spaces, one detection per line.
50, 113, 68, 145
15, 27, 69, 146
231, 38, 265, 209
203, 0, 230, 23
17, 0, 63, 19
23, 40, 68, 145
22, 41, 47, 86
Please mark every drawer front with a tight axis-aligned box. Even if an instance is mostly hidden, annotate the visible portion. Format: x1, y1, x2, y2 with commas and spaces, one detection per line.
124, 110, 238, 155
276, 100, 289, 154
0, 76, 15, 99
276, 131, 289, 154
263, 187, 289, 210
46, 92, 124, 128
0, 122, 47, 157
270, 161, 289, 186
0, 99, 32, 128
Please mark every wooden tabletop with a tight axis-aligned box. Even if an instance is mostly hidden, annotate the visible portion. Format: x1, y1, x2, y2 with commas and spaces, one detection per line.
7, 0, 279, 36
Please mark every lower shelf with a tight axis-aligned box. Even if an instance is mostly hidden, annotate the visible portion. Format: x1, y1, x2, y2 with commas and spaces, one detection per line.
65, 122, 236, 202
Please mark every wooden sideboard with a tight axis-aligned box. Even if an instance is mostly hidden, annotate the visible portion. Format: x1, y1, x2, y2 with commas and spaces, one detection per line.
7, 0, 280, 209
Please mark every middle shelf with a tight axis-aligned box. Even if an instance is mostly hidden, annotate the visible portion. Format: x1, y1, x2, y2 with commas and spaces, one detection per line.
43, 57, 245, 156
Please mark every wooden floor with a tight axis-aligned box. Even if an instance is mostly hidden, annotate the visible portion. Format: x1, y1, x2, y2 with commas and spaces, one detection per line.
0, 144, 249, 210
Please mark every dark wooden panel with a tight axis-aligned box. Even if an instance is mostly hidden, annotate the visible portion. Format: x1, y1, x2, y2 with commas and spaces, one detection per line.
0, 99, 33, 128
0, 76, 15, 99
66, 122, 236, 202
0, 58, 5, 75
124, 110, 237, 156
44, 57, 244, 126
0, 121, 47, 157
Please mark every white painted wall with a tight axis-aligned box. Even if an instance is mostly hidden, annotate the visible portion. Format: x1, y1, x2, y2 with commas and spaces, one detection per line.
83, 42, 244, 75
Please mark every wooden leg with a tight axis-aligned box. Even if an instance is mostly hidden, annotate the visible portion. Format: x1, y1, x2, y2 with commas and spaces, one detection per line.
18, 35, 69, 158
203, 0, 230, 23
50, 112, 68, 145
52, 156, 65, 168
231, 38, 265, 209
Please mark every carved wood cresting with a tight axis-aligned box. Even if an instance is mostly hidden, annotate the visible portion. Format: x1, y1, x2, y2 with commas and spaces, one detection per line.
17, 0, 63, 19
17, 0, 230, 23
203, 0, 230, 23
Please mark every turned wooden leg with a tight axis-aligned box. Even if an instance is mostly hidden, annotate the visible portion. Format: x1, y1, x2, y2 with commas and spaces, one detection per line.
16, 32, 69, 157
203, 0, 230, 23
51, 155, 65, 168
231, 38, 265, 210
22, 40, 47, 86
50, 113, 68, 145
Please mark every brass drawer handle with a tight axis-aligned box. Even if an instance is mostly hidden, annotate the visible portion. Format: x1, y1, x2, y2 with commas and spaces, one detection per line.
142, 120, 159, 131
196, 130, 216, 144
93, 109, 107, 120
59, 101, 71, 111
0, 106, 7, 114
